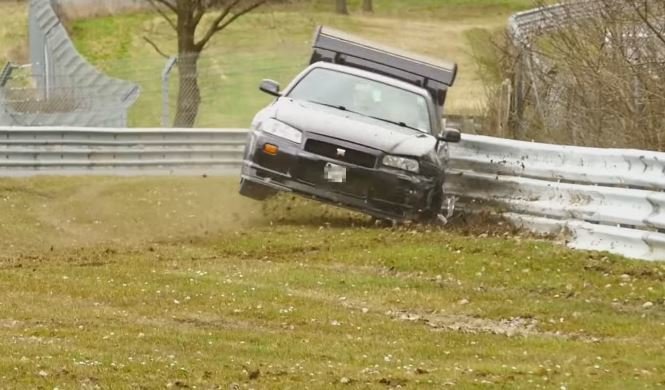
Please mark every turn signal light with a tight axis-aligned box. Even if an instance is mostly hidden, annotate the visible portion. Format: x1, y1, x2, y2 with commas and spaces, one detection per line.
263, 143, 279, 155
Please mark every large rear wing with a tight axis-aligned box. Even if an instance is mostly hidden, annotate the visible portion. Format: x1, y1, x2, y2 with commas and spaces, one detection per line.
310, 26, 457, 108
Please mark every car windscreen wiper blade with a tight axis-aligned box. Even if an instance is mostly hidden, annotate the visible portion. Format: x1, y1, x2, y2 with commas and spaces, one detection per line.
307, 101, 368, 118
367, 115, 424, 133
306, 100, 348, 111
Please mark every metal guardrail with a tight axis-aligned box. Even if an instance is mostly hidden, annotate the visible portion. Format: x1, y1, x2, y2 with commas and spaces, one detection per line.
1, 126, 664, 261
445, 135, 665, 261
0, 127, 246, 175
500, 2, 665, 260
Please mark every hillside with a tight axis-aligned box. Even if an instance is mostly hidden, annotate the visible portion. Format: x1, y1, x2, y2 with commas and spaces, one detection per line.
62, 0, 532, 126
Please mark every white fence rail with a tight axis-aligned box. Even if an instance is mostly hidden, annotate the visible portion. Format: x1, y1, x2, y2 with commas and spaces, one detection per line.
1, 126, 664, 262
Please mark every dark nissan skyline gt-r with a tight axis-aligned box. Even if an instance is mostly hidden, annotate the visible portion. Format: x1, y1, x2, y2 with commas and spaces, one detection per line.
239, 27, 461, 223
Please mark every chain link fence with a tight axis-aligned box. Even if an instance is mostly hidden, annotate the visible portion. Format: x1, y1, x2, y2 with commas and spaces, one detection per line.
0, 0, 140, 127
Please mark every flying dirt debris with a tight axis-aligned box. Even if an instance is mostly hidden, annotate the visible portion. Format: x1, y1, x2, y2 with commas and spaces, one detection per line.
239, 26, 460, 224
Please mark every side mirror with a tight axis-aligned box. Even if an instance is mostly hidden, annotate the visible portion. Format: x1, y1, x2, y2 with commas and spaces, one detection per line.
259, 79, 281, 97
439, 127, 461, 143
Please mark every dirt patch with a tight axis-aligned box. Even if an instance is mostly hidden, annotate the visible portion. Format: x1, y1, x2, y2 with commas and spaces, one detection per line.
0, 318, 24, 329
290, 286, 589, 341
389, 310, 539, 337
446, 208, 519, 236
260, 192, 532, 238
387, 309, 602, 343
170, 315, 276, 333
260, 193, 373, 227
0, 177, 266, 256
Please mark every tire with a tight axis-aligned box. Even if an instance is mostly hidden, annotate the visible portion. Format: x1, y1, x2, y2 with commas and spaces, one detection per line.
239, 178, 277, 201
371, 217, 396, 228
417, 187, 444, 224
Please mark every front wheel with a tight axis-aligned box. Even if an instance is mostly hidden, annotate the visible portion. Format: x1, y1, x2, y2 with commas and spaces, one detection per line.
371, 217, 397, 228
417, 188, 445, 225
239, 178, 277, 201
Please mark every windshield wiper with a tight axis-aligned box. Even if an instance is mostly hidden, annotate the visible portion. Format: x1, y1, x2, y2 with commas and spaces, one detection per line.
306, 100, 348, 111
307, 101, 368, 118
366, 115, 424, 133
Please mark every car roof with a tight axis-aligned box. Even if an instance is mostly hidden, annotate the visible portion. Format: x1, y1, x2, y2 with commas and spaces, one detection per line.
304, 62, 432, 97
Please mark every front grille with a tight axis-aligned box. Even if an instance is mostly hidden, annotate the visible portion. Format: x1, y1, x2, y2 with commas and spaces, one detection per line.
305, 139, 376, 168
294, 161, 370, 198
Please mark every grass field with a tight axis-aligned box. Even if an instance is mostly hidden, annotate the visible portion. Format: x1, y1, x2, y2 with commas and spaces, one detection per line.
1, 177, 665, 388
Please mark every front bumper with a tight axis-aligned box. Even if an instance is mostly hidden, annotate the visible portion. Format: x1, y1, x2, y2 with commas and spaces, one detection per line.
240, 131, 441, 221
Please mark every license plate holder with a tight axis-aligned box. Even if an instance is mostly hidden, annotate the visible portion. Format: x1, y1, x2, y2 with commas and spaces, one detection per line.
324, 162, 347, 183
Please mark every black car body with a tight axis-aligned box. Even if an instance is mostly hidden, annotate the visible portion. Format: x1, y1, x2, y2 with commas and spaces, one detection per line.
239, 27, 460, 222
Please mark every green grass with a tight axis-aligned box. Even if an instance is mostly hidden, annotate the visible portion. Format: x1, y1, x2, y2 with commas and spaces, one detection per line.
0, 2, 28, 64
1, 177, 665, 387
70, 13, 148, 62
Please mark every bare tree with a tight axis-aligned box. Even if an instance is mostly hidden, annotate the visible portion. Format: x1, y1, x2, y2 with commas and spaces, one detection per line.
146, 0, 270, 127
362, 0, 373, 13
336, 0, 348, 15
491, 0, 665, 150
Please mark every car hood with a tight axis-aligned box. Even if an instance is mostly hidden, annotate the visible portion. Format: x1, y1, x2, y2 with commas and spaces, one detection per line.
271, 98, 437, 156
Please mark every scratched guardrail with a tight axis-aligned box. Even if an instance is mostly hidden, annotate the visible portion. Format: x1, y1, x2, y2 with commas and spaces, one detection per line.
445, 135, 665, 262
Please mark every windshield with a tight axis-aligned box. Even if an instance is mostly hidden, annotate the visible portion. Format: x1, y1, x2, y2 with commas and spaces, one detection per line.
287, 68, 432, 133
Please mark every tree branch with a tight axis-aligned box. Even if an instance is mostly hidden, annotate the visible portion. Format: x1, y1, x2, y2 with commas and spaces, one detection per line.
215, 1, 266, 33
629, 0, 665, 47
146, 0, 177, 31
195, 0, 268, 50
143, 36, 171, 59
195, 0, 243, 50
193, 0, 206, 26
149, 0, 176, 13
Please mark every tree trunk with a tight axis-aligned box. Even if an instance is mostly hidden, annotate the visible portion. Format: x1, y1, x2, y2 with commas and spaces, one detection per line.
149, 0, 271, 128
362, 0, 373, 12
174, 52, 201, 128
173, 1, 201, 128
336, 0, 348, 14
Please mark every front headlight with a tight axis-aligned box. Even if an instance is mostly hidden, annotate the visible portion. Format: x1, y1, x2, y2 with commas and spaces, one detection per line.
258, 118, 302, 144
382, 155, 419, 173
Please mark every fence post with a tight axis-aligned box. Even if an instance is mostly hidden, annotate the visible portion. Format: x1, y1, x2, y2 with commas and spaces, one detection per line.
498, 78, 512, 138
161, 56, 177, 128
